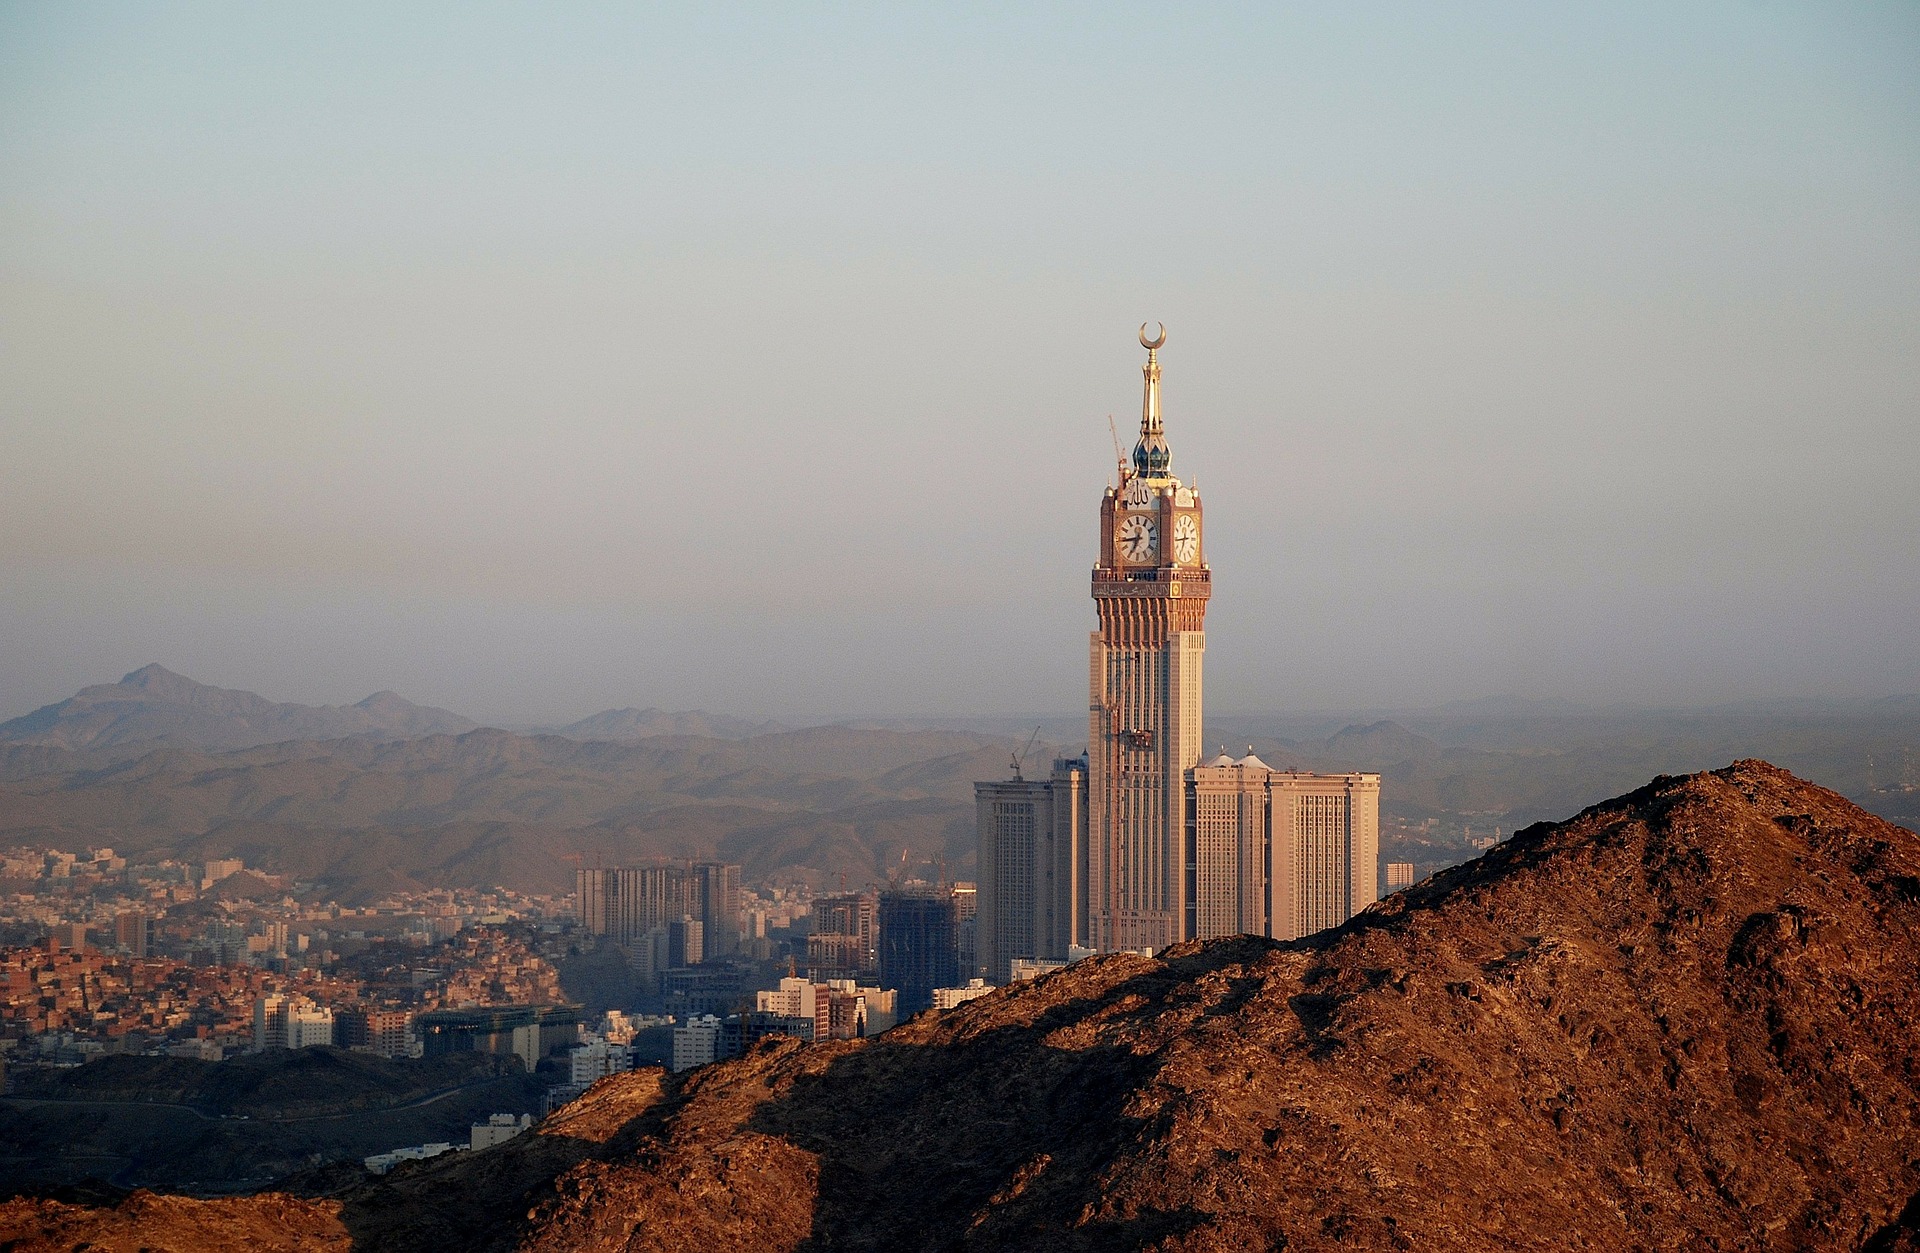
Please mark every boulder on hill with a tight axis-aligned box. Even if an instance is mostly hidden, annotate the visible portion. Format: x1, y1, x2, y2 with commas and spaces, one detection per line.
4, 760, 1919, 1252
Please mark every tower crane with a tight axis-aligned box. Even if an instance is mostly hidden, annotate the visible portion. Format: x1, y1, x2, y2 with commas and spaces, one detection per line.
1010, 726, 1043, 781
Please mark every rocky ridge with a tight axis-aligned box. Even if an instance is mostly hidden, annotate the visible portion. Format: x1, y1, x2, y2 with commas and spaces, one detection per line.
4, 760, 1919, 1251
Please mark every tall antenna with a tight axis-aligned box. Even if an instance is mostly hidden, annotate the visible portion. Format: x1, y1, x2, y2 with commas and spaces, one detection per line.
1107, 415, 1126, 483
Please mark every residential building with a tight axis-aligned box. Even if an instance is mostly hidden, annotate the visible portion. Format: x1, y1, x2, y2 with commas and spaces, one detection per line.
286, 1005, 335, 1049
114, 910, 148, 958
671, 1014, 721, 1072
253, 993, 290, 1050
568, 1035, 633, 1086
337, 1007, 411, 1058
201, 858, 244, 888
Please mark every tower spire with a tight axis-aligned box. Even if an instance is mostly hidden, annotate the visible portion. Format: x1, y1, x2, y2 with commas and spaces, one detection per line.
1133, 322, 1171, 478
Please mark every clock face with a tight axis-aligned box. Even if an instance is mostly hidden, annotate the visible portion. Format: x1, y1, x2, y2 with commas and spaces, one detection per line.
1117, 514, 1158, 564
1173, 514, 1199, 564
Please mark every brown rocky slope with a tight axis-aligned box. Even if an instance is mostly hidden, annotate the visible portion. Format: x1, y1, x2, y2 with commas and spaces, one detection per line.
7, 760, 1920, 1251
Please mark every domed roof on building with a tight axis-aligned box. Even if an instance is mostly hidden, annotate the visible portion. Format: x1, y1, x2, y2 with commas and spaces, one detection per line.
1237, 752, 1271, 771
1204, 751, 1237, 768
1132, 429, 1171, 478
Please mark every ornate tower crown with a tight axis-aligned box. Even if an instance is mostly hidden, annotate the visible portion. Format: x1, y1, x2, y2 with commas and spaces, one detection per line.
1132, 322, 1172, 479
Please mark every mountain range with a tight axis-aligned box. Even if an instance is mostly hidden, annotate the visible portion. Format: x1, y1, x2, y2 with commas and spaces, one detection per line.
6, 761, 1917, 1250
0, 667, 792, 755
0, 724, 1023, 899
0, 665, 478, 752
3, 668, 1916, 900
541, 707, 787, 742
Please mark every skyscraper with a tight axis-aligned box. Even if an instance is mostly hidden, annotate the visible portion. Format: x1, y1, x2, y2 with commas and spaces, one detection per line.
877, 890, 958, 1015
1268, 770, 1380, 940
975, 756, 1087, 982
694, 863, 741, 958
975, 327, 1382, 973
1191, 754, 1381, 941
1087, 325, 1210, 954
574, 864, 741, 959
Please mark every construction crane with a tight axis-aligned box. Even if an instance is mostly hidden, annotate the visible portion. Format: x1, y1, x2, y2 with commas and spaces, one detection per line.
1010, 726, 1043, 781
1107, 415, 1126, 485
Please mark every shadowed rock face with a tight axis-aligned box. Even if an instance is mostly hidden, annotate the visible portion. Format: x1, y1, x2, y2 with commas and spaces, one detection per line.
5, 760, 1919, 1252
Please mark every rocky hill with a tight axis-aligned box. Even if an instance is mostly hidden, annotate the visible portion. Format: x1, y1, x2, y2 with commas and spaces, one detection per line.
5, 759, 1918, 1250
0, 665, 477, 751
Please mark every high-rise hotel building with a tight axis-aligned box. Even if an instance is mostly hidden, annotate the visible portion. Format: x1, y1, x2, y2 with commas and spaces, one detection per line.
575, 863, 742, 958
975, 327, 1380, 979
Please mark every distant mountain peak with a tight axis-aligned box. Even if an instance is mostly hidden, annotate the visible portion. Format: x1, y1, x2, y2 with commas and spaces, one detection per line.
0, 668, 477, 752
118, 663, 201, 697
1321, 719, 1441, 764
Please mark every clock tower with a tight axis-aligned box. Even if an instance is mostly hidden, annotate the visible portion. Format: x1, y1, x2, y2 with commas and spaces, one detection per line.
1087, 324, 1209, 953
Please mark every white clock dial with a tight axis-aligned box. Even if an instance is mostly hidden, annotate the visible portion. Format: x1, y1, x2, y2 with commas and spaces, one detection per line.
1117, 514, 1158, 563
1173, 514, 1199, 564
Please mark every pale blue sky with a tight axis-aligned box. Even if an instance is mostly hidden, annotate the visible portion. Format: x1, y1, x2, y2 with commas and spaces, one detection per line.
2, 3, 1916, 723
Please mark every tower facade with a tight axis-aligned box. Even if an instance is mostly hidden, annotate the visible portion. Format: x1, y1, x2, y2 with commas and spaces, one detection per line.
974, 324, 1382, 976
1190, 754, 1381, 942
1087, 326, 1210, 953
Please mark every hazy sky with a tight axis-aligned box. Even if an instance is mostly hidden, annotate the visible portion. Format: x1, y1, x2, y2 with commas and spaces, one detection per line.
2, 3, 1916, 724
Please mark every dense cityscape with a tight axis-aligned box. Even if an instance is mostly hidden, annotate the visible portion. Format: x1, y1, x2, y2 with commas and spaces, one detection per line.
2, 5, 1914, 1245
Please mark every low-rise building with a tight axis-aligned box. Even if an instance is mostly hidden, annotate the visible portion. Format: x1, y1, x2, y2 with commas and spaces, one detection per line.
470, 1113, 533, 1150
932, 979, 994, 1010
364, 1142, 461, 1174
287, 1005, 334, 1049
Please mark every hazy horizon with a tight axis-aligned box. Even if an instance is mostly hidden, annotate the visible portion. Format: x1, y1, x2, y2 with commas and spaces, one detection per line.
4, 4, 1916, 726
6, 659, 1918, 736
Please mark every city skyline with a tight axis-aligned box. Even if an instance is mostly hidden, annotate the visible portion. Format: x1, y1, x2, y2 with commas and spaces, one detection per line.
3, 5, 1916, 726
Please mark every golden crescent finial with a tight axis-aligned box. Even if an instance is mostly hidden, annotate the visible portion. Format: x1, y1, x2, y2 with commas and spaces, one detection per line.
1139, 322, 1167, 350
